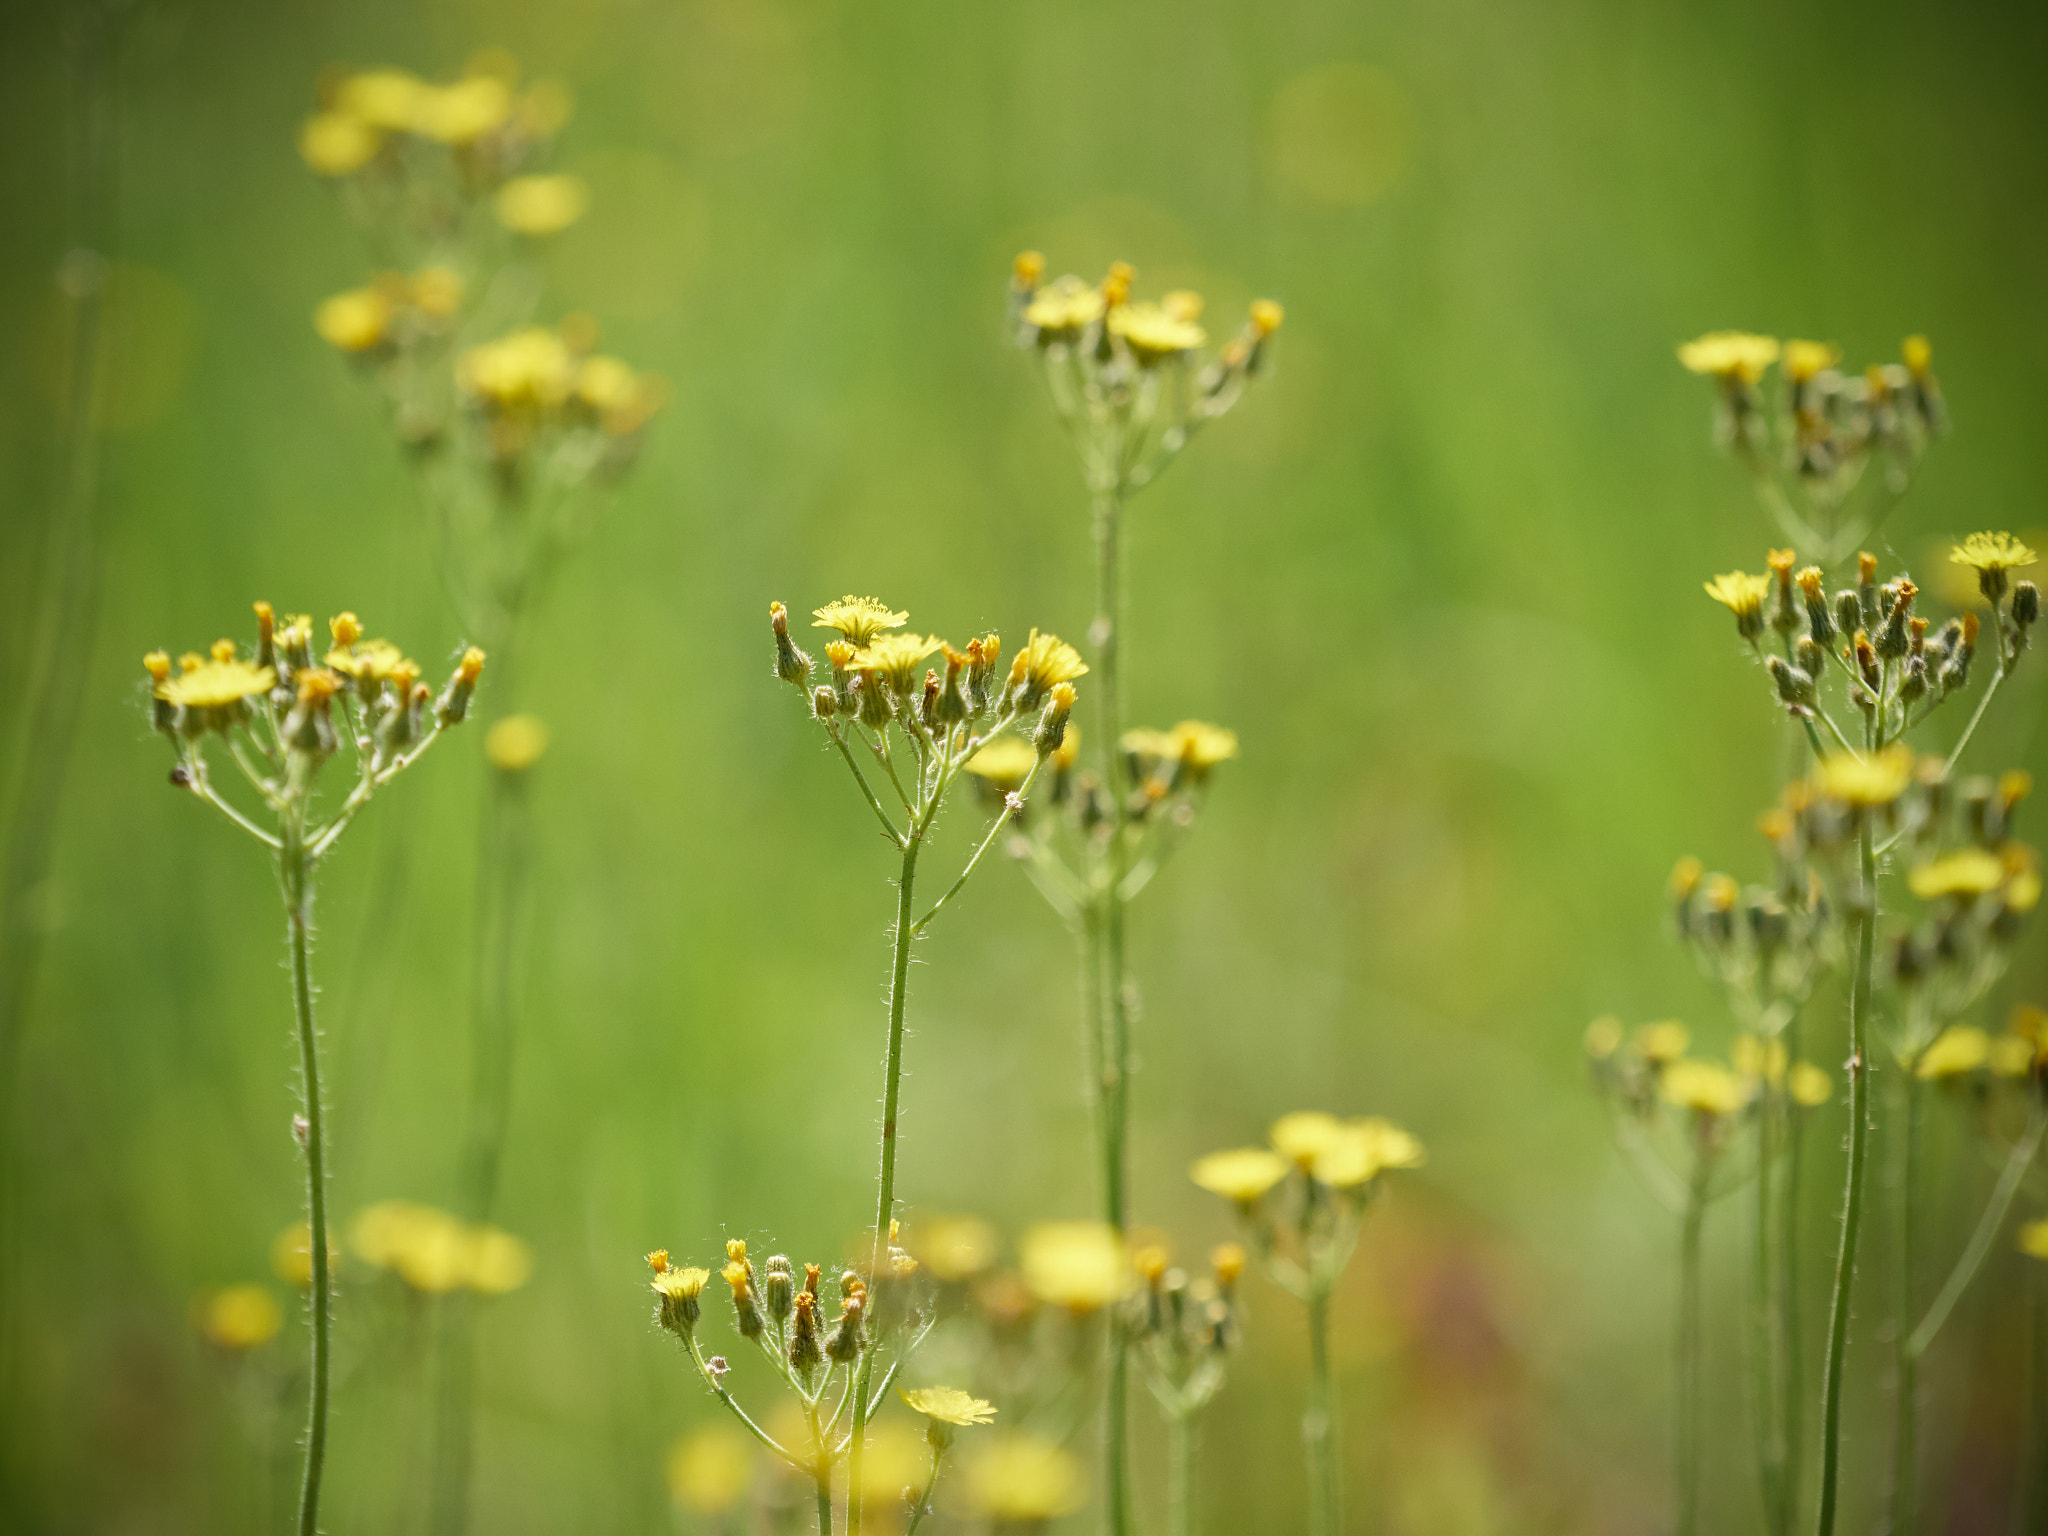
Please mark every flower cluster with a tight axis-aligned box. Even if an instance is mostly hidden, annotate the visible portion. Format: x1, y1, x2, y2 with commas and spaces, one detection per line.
1128, 1239, 1247, 1423
144, 605, 480, 859
1586, 1016, 1832, 1155
1679, 330, 1948, 561
1011, 253, 1283, 496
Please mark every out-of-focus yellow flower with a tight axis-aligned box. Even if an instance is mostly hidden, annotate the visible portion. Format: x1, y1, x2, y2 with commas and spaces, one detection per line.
910, 1215, 1001, 1283
1635, 1020, 1690, 1065
665, 1424, 754, 1515
1677, 331, 1780, 383
1189, 1147, 1290, 1204
298, 111, 381, 175
899, 1386, 997, 1427
414, 75, 512, 144
573, 355, 664, 435
2020, 1219, 2048, 1262
516, 79, 575, 136
1989, 1035, 2036, 1078
1583, 1017, 1623, 1058
1782, 339, 1841, 382
324, 638, 409, 684
1661, 1059, 1748, 1118
198, 1284, 283, 1350
314, 287, 393, 353
962, 1436, 1087, 1522
1908, 848, 2008, 900
1789, 1061, 1832, 1108
270, 1221, 339, 1286
965, 736, 1039, 790
459, 326, 575, 411
813, 596, 909, 647
350, 1200, 531, 1295
485, 715, 550, 773
1108, 300, 1207, 361
495, 173, 590, 236
1916, 1026, 1990, 1080
1269, 1110, 1345, 1166
1732, 1034, 1788, 1085
410, 265, 465, 319
1814, 746, 1916, 808
1023, 274, 1106, 334
337, 69, 429, 132
1165, 720, 1238, 772
1310, 1117, 1425, 1188
467, 1226, 536, 1295
1019, 1222, 1128, 1312
858, 1420, 930, 1503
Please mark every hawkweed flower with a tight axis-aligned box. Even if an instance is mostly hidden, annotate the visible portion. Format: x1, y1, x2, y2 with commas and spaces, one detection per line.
139, 605, 476, 1536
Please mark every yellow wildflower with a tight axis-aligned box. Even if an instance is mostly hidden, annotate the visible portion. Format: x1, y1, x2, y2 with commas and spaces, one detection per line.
336, 68, 428, 132
198, 1285, 283, 1350
1908, 848, 2008, 900
414, 74, 511, 144
909, 1215, 1001, 1283
1916, 1026, 1990, 1080
962, 1436, 1087, 1522
665, 1425, 753, 1515
270, 1221, 338, 1286
2021, 1220, 2048, 1262
1901, 334, 1934, 377
486, 715, 550, 773
298, 111, 380, 175
1166, 720, 1239, 772
1661, 1059, 1748, 1118
459, 326, 575, 411
1311, 1117, 1424, 1188
1814, 745, 1915, 808
849, 632, 946, 694
1019, 1222, 1128, 1312
1732, 1034, 1788, 1085
1782, 339, 1841, 382
1703, 572, 1770, 638
324, 638, 408, 685
155, 658, 275, 709
1269, 1109, 1346, 1165
1023, 274, 1106, 334
1250, 298, 1285, 335
2009, 870, 2042, 915
466, 1225, 535, 1295
495, 173, 589, 236
410, 265, 465, 319
1109, 300, 1207, 361
1018, 629, 1089, 693
1677, 331, 1780, 383
965, 736, 1039, 790
1635, 1020, 1691, 1065
313, 287, 392, 352
899, 1386, 998, 1427
1951, 531, 2039, 603
1189, 1147, 1290, 1204
812, 596, 909, 647
1789, 1062, 1832, 1108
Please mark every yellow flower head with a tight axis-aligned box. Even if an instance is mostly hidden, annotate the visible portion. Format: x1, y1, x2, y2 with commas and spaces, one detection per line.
198, 1284, 283, 1350
1023, 274, 1107, 334
1731, 1034, 1788, 1085
466, 1226, 535, 1295
336, 68, 428, 132
909, 1215, 1001, 1283
270, 1220, 338, 1286
410, 265, 465, 320
899, 1386, 998, 1427
1677, 331, 1780, 383
1583, 1017, 1624, 1059
574, 355, 663, 435
1950, 532, 2038, 602
666, 1425, 754, 1516
1019, 629, 1089, 693
812, 596, 909, 647
1635, 1020, 1691, 1065
495, 173, 590, 236
414, 74, 512, 144
298, 111, 381, 175
1269, 1109, 1346, 1166
1108, 300, 1207, 362
1901, 334, 1934, 378
1019, 1222, 1128, 1312
1789, 1061, 1833, 1108
1989, 1035, 2036, 1079
1782, 339, 1842, 382
155, 658, 276, 709
1310, 1117, 1425, 1188
1703, 571, 1770, 635
1013, 249, 1046, 288
1250, 299, 1285, 336
1814, 745, 1915, 808
1660, 1059, 1749, 1118
849, 632, 945, 694
314, 287, 393, 353
962, 1436, 1087, 1523
1189, 1146, 1290, 1204
1167, 720, 1239, 772
1908, 848, 2008, 900
653, 1265, 712, 1301
1916, 1026, 1990, 1080
459, 326, 575, 412
485, 715, 550, 774
965, 736, 1039, 790
324, 638, 408, 684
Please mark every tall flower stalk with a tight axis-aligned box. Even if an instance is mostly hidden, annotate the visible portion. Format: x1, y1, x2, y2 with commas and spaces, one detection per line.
1007, 252, 1281, 1532
137, 606, 482, 1535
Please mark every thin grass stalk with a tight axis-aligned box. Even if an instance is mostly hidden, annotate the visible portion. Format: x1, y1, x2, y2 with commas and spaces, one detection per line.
1750, 1082, 1787, 1534
1304, 1279, 1341, 1536
1678, 1157, 1709, 1536
284, 840, 333, 1536
1890, 1072, 1922, 1536
1814, 823, 1877, 1536
846, 837, 922, 1536
1781, 1012, 1806, 1535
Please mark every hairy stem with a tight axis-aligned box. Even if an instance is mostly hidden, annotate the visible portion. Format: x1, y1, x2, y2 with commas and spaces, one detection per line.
286, 847, 333, 1536
1782, 1017, 1807, 1535
1908, 1098, 2046, 1358
1891, 1073, 1921, 1536
1815, 823, 1877, 1536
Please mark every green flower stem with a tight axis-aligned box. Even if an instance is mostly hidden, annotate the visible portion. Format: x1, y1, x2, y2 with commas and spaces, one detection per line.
283, 839, 333, 1536
1815, 822, 1877, 1536
811, 1404, 834, 1536
1166, 1407, 1194, 1536
1751, 1087, 1786, 1535
1906, 1097, 2047, 1358
846, 834, 923, 1536
1677, 1152, 1710, 1536
1941, 659, 2007, 778
1781, 1018, 1807, 1536
1304, 1278, 1340, 1536
1891, 1072, 1922, 1536
903, 1440, 945, 1536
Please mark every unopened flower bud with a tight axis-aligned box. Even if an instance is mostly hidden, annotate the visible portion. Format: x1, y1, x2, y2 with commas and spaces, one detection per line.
825, 1296, 865, 1363
1035, 682, 1076, 755
285, 669, 340, 756
330, 611, 363, 649
437, 647, 486, 725
1875, 579, 1916, 659
1767, 550, 1800, 635
811, 685, 839, 720
770, 602, 814, 690
789, 1290, 823, 1373
653, 1265, 710, 1336
254, 601, 277, 670
2015, 581, 2040, 630
1795, 567, 1833, 646
1794, 637, 1825, 678
1766, 655, 1816, 707
764, 1255, 796, 1324
1899, 655, 1927, 707
1857, 552, 1880, 625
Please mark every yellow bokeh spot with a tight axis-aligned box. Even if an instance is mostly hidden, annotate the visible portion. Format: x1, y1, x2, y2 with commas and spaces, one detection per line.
1269, 63, 1411, 208
495, 174, 590, 237
198, 1284, 283, 1350
665, 1424, 754, 1514
486, 715, 550, 773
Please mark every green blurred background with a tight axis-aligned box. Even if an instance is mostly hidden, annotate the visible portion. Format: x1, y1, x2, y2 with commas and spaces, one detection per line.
3, 0, 2047, 1530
